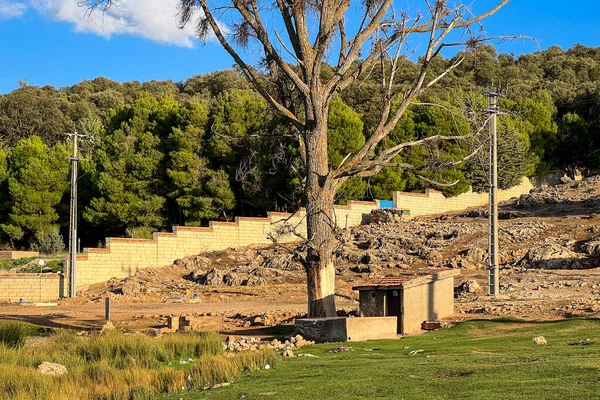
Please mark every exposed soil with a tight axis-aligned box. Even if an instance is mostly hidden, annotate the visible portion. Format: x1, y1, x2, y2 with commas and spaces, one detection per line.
3, 177, 600, 335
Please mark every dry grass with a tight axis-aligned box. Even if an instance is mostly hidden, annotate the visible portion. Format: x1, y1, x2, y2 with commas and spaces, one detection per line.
0, 321, 278, 400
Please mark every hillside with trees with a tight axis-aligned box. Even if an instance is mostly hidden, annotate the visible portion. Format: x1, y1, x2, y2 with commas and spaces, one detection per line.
0, 45, 598, 252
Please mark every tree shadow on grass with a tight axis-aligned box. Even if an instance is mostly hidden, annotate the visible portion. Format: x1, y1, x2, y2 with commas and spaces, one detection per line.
220, 324, 295, 340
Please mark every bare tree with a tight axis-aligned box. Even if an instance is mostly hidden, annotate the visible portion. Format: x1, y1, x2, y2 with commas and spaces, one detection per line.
84, 0, 512, 317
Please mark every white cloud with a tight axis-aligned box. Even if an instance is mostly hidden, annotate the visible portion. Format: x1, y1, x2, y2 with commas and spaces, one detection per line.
0, 1, 26, 21
31, 0, 204, 47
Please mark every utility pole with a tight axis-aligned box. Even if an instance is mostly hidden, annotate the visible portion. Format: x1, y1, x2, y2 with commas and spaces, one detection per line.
487, 92, 500, 297
65, 132, 91, 298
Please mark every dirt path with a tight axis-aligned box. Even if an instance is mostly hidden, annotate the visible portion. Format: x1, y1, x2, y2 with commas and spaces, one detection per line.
0, 300, 309, 330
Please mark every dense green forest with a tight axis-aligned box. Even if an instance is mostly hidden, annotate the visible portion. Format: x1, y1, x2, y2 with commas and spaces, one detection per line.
0, 44, 599, 251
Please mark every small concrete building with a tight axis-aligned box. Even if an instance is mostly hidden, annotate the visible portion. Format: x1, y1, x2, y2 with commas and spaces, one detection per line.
353, 269, 459, 335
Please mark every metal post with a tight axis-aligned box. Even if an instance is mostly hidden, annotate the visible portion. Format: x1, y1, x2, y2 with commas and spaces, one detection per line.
68, 134, 78, 298
105, 298, 111, 321
488, 93, 500, 297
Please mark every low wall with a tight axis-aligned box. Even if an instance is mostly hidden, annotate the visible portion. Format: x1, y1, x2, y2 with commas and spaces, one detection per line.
74, 201, 379, 288
0, 274, 64, 302
0, 251, 39, 260
346, 317, 398, 341
295, 317, 398, 342
393, 177, 536, 218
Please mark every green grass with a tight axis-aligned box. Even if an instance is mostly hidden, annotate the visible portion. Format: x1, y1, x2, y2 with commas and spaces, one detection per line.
0, 257, 63, 273
0, 324, 278, 400
0, 321, 50, 347
0, 257, 36, 271
161, 318, 600, 400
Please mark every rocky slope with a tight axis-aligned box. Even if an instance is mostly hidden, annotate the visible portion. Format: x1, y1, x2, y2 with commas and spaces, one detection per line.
83, 176, 600, 321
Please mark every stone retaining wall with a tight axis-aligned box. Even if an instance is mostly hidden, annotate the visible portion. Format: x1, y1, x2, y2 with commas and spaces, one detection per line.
74, 201, 380, 288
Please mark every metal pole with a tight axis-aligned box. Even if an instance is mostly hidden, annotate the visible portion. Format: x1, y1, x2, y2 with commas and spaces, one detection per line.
488, 93, 499, 297
105, 298, 111, 321
68, 134, 78, 298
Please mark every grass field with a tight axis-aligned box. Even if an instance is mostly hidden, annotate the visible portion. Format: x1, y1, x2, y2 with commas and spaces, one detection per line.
162, 318, 600, 400
0, 321, 277, 400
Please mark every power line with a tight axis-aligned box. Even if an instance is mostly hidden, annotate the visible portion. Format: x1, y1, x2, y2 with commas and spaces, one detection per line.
555, 99, 600, 108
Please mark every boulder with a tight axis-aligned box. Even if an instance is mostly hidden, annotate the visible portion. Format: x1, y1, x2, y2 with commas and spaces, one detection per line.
466, 248, 487, 263
283, 349, 294, 357
37, 362, 68, 376
245, 276, 267, 286
204, 268, 225, 285
101, 321, 115, 333
519, 244, 583, 270
463, 279, 482, 293
581, 238, 600, 256
532, 336, 547, 345
224, 273, 247, 286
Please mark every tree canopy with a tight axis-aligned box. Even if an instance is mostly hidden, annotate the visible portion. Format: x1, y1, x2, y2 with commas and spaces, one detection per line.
0, 43, 598, 255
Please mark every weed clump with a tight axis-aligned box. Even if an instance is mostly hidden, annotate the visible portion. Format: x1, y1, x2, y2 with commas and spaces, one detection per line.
0, 321, 278, 399
0, 321, 47, 348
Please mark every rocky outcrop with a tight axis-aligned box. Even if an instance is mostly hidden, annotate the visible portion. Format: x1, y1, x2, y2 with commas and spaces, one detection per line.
518, 244, 583, 270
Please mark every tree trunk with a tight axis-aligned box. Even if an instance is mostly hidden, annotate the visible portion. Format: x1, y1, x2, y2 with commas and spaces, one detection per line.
304, 120, 337, 318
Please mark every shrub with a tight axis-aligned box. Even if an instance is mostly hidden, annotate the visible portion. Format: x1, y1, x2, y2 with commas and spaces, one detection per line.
31, 226, 65, 254
0, 321, 46, 348
125, 227, 155, 240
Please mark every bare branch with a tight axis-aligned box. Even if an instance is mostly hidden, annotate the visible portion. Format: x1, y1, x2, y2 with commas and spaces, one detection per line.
196, 1, 302, 126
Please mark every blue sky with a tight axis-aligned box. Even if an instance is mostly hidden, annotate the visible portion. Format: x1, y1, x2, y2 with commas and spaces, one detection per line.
0, 0, 599, 94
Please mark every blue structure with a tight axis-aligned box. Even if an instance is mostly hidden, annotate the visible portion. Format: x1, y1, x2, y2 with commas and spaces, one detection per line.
378, 200, 394, 209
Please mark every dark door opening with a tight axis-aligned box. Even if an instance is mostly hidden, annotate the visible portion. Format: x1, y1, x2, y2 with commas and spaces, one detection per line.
386, 289, 402, 334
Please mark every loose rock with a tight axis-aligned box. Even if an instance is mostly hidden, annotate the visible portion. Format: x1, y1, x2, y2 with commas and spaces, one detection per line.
37, 362, 68, 376
532, 336, 547, 345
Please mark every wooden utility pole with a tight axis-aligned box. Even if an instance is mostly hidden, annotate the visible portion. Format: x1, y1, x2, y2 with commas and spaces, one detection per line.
487, 92, 500, 296
65, 132, 91, 298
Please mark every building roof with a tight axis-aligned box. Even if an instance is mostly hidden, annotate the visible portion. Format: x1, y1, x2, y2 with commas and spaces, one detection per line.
352, 269, 459, 290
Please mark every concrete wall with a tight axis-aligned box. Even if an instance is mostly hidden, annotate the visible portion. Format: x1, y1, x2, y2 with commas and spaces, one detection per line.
0, 274, 64, 302
346, 317, 398, 341
402, 276, 455, 334
0, 251, 39, 259
393, 177, 535, 218
295, 317, 397, 342
74, 201, 379, 288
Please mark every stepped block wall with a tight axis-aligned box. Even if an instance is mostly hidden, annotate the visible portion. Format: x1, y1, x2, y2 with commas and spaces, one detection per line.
75, 201, 379, 288
393, 177, 536, 218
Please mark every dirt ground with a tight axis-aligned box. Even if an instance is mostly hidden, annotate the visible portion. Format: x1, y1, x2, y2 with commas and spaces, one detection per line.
3, 177, 600, 335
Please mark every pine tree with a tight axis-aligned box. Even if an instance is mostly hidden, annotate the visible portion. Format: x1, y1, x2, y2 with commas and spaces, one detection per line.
84, 95, 172, 235
167, 101, 236, 225
0, 136, 69, 248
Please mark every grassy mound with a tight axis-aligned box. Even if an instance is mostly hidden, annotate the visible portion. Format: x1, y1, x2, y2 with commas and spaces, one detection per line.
0, 322, 277, 399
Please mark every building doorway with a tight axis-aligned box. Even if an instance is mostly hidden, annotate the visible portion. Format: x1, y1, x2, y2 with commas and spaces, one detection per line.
386, 289, 402, 333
